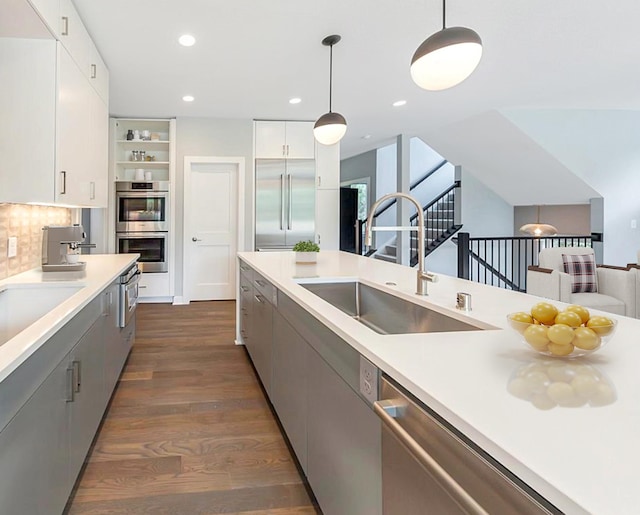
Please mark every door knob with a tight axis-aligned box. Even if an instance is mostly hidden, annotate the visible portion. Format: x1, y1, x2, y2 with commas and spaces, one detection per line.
192, 237, 202, 242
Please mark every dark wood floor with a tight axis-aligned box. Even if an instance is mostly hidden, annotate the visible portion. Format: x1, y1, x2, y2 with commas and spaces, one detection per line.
66, 301, 318, 515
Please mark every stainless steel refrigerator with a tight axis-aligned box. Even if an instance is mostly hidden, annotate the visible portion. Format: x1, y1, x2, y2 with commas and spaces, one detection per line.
255, 159, 315, 250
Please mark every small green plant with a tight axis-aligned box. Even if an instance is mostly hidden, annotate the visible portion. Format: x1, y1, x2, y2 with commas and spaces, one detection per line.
292, 240, 320, 252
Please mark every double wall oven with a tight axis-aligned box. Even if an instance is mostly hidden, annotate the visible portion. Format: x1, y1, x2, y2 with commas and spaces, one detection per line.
116, 182, 169, 273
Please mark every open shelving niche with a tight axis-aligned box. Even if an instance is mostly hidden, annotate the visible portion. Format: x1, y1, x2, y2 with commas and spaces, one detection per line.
108, 118, 177, 302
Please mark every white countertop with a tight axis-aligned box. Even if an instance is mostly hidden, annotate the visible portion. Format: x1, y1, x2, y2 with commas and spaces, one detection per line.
239, 250, 640, 515
0, 254, 138, 384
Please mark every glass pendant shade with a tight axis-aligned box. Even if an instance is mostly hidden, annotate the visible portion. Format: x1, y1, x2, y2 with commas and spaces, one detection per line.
411, 26, 483, 91
519, 206, 558, 236
313, 112, 347, 146
519, 223, 558, 237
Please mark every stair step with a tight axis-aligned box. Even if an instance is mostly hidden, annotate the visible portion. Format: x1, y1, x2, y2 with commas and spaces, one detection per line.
374, 253, 396, 263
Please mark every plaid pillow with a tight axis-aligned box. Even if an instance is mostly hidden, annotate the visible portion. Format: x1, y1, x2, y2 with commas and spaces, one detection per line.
562, 253, 598, 293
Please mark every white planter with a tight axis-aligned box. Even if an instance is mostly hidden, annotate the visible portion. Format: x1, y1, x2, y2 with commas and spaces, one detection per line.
295, 251, 318, 264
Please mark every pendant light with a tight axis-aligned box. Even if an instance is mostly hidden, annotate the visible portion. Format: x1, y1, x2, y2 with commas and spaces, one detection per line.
519, 206, 558, 237
314, 35, 347, 146
410, 0, 483, 91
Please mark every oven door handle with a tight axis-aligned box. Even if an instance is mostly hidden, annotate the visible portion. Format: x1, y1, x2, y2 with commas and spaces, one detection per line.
373, 399, 489, 515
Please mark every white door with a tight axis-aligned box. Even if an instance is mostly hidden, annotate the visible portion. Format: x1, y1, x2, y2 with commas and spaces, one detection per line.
185, 160, 239, 301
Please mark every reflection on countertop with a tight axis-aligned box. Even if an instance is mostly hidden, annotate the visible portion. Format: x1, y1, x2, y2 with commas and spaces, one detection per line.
507, 360, 616, 410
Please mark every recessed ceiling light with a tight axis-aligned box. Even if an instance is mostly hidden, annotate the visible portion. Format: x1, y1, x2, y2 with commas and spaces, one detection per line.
289, 97, 302, 104
182, 95, 195, 102
362, 134, 372, 139
392, 100, 407, 107
178, 34, 196, 47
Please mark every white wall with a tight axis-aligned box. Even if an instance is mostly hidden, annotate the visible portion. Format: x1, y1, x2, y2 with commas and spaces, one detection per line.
504, 109, 640, 265
375, 143, 397, 247
427, 168, 514, 276
175, 117, 254, 297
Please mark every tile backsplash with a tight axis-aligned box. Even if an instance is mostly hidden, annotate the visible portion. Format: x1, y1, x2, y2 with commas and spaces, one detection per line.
0, 204, 72, 280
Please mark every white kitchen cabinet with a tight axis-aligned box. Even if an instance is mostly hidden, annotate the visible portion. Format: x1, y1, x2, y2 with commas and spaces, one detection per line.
255, 120, 315, 159
315, 138, 340, 189
58, 0, 92, 79
0, 38, 56, 204
56, 44, 108, 207
315, 188, 340, 250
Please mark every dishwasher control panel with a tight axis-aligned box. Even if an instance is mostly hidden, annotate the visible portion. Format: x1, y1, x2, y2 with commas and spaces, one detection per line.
359, 356, 379, 405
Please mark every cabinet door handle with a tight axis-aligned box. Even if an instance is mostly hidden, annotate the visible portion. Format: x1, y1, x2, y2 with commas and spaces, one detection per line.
90, 181, 96, 200
286, 144, 290, 156
288, 174, 293, 230
61, 171, 67, 194
254, 294, 263, 303
282, 144, 286, 156
280, 174, 285, 230
91, 64, 97, 79
61, 16, 69, 36
72, 360, 81, 393
255, 279, 266, 287
373, 400, 489, 515
240, 286, 249, 292
66, 366, 75, 402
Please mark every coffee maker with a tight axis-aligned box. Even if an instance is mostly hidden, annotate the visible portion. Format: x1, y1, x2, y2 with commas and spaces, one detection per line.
41, 225, 95, 272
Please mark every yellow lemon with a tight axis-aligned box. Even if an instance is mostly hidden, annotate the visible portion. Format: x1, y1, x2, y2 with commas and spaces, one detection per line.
554, 311, 582, 328
573, 326, 601, 350
548, 342, 575, 356
530, 302, 558, 325
523, 324, 550, 351
547, 324, 575, 346
586, 316, 615, 336
566, 305, 590, 325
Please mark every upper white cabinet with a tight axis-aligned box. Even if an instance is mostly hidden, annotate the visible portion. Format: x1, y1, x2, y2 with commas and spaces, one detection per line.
0, 0, 109, 207
56, 44, 108, 207
315, 140, 340, 189
59, 0, 109, 104
255, 120, 315, 159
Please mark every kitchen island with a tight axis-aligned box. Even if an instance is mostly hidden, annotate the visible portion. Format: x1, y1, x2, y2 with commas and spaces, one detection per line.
238, 250, 640, 515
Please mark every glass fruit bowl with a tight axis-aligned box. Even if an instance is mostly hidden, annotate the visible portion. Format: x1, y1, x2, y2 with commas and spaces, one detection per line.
506, 314, 617, 358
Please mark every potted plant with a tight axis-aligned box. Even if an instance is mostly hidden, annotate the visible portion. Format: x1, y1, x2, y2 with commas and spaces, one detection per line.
293, 240, 320, 263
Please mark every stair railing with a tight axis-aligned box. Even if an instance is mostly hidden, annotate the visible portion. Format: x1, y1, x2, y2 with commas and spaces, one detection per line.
456, 233, 594, 291
409, 181, 462, 267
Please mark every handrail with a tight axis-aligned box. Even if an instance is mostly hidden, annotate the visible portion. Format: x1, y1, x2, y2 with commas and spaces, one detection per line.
456, 233, 594, 291
409, 181, 460, 223
371, 159, 449, 219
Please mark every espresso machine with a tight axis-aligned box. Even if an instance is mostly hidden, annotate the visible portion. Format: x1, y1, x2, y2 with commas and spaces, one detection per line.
42, 225, 95, 272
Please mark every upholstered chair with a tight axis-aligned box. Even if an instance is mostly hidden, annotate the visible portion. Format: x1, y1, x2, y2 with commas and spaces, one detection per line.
527, 247, 636, 317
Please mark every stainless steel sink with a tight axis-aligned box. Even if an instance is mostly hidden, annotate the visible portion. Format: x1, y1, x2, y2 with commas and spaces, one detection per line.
300, 281, 483, 335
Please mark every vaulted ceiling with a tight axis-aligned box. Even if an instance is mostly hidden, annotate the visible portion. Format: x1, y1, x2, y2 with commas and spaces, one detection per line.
74, 0, 640, 204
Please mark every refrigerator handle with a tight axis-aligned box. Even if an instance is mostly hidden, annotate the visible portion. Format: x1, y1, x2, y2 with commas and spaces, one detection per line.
288, 174, 293, 230
280, 174, 285, 230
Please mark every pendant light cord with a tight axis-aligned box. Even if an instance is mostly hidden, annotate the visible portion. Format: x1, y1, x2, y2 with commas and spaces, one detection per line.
442, 0, 446, 29
328, 43, 333, 113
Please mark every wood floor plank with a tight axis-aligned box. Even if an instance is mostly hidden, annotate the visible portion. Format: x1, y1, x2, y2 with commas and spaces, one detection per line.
65, 301, 318, 514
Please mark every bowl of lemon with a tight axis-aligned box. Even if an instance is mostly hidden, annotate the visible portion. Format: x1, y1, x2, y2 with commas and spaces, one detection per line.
507, 302, 617, 358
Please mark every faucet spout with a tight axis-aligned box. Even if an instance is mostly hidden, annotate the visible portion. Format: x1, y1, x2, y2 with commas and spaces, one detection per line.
364, 192, 437, 296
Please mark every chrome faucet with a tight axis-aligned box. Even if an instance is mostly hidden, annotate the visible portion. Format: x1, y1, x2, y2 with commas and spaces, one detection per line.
365, 192, 438, 296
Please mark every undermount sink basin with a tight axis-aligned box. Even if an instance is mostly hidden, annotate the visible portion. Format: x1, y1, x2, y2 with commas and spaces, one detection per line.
0, 284, 84, 346
299, 280, 483, 335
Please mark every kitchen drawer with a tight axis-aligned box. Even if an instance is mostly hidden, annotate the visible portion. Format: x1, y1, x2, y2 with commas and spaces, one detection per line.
253, 272, 276, 305
239, 259, 254, 283
138, 272, 170, 298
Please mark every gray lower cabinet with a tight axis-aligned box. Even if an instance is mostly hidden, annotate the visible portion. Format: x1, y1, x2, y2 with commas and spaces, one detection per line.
68, 317, 106, 482
239, 270, 253, 347
271, 310, 308, 472
104, 281, 132, 395
0, 279, 134, 515
307, 346, 382, 515
0, 355, 70, 515
250, 288, 273, 394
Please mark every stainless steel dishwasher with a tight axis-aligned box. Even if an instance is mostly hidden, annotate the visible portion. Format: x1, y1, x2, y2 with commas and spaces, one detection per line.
374, 377, 560, 515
